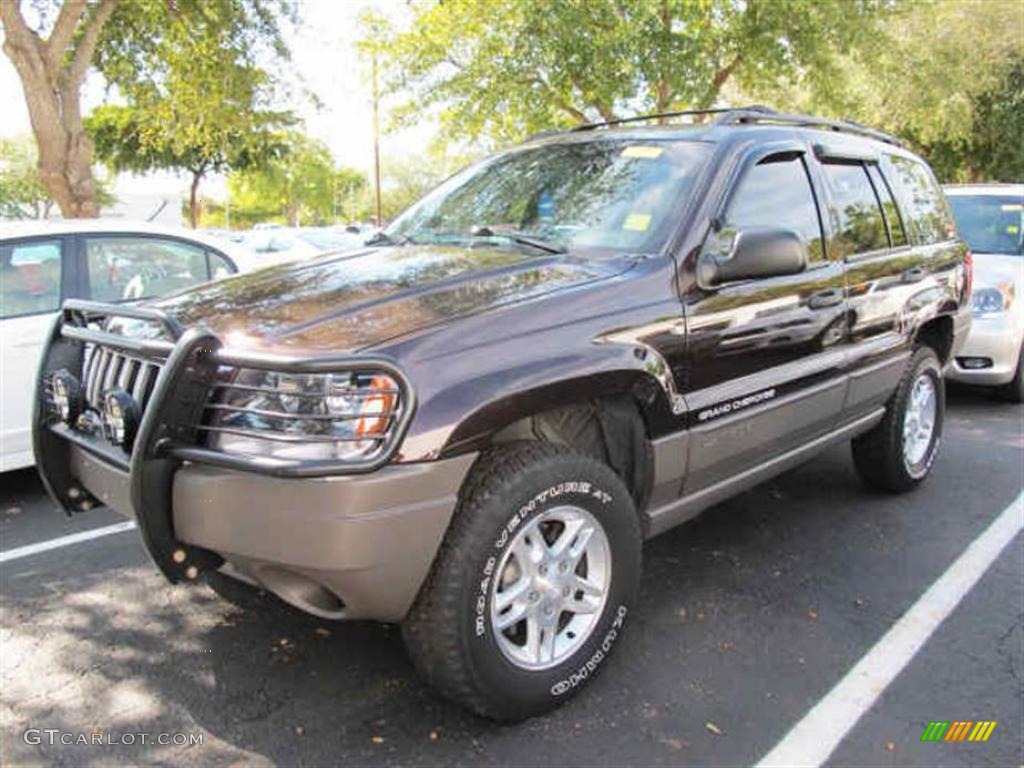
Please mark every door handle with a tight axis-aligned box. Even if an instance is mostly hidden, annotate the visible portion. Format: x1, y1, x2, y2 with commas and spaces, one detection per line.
902, 266, 927, 283
808, 288, 844, 309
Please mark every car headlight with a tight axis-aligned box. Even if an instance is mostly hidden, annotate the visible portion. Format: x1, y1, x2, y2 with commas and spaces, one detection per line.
206, 369, 402, 462
971, 284, 1014, 315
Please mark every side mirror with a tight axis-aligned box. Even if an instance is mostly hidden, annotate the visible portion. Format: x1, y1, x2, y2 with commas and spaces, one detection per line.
699, 227, 808, 286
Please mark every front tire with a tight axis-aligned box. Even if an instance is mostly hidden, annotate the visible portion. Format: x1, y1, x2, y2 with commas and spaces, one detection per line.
852, 345, 945, 492
403, 442, 641, 721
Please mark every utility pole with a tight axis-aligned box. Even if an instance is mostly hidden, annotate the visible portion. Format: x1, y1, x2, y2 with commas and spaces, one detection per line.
372, 49, 382, 228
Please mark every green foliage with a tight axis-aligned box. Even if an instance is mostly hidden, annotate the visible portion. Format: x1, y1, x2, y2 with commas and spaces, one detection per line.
225, 133, 368, 227
84, 0, 296, 225
903, 56, 1024, 183
86, 104, 286, 180
771, 0, 1024, 181
375, 0, 889, 144
0, 136, 55, 219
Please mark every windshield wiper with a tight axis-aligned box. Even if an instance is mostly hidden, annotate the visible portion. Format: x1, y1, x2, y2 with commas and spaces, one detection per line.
470, 225, 566, 255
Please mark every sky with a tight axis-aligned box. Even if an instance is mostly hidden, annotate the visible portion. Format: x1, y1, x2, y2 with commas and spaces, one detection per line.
0, 0, 433, 202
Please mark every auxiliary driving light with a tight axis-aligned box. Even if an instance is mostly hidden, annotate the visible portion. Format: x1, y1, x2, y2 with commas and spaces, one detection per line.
51, 370, 82, 425
102, 388, 140, 449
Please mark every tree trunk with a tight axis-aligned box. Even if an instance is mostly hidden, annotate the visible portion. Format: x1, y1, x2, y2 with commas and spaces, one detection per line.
188, 171, 203, 228
0, 0, 119, 219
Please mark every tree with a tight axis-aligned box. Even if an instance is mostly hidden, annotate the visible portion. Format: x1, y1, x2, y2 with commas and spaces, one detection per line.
1, 0, 119, 217
86, 93, 288, 227
375, 0, 890, 144
227, 133, 368, 227
786, 0, 1023, 182
0, 134, 114, 219
1, 0, 293, 219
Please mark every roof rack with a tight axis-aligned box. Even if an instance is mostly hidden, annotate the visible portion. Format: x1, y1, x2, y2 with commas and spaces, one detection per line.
568, 106, 748, 132
567, 104, 902, 147
715, 107, 902, 147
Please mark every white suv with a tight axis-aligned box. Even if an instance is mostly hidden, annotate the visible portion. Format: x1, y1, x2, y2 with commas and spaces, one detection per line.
944, 184, 1024, 401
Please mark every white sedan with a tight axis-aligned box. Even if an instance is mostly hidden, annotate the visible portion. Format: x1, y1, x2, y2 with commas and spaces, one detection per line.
0, 219, 258, 472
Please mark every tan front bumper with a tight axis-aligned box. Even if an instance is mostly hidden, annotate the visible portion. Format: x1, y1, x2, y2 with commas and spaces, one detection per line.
171, 453, 477, 621
70, 444, 476, 622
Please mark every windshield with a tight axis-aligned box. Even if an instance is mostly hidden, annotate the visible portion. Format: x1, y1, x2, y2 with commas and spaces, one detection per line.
947, 194, 1023, 255
387, 139, 710, 255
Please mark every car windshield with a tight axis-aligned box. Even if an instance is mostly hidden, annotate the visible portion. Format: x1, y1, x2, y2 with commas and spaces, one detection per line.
947, 194, 1023, 255
387, 139, 711, 255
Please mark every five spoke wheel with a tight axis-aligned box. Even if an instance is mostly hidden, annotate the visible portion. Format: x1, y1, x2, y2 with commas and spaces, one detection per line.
490, 505, 611, 670
903, 372, 937, 469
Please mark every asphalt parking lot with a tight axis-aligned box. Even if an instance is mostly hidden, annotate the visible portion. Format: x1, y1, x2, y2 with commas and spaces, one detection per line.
1, 386, 1021, 768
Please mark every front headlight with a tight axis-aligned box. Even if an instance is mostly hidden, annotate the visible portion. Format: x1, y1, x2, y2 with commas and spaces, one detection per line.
971, 284, 1014, 315
206, 369, 402, 462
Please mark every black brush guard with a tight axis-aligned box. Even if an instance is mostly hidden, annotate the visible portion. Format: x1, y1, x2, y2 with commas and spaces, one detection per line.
32, 299, 415, 582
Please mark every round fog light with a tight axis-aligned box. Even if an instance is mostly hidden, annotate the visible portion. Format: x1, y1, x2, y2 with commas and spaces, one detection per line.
51, 370, 82, 425
103, 388, 140, 449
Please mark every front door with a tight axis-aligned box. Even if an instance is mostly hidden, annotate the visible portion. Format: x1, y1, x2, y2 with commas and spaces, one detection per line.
681, 146, 850, 492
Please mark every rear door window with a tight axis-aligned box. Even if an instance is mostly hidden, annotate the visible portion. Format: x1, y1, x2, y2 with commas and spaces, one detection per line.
866, 164, 908, 247
822, 162, 889, 257
1, 238, 64, 318
721, 154, 826, 261
85, 236, 211, 302
882, 155, 956, 244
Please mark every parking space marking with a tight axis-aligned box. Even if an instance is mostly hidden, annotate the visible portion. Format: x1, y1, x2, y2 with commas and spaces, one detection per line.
756, 491, 1024, 768
0, 520, 137, 564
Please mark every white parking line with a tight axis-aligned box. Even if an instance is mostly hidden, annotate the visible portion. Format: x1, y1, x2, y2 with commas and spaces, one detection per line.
756, 491, 1024, 768
0, 520, 137, 564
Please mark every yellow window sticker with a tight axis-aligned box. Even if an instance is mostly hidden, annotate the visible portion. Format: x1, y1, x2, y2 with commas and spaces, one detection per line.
1001, 203, 1023, 211
623, 213, 652, 231
621, 145, 664, 159
1007, 225, 1020, 234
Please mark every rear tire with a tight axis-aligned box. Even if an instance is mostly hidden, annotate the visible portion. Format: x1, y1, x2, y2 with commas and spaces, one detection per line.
852, 346, 944, 493
403, 442, 641, 721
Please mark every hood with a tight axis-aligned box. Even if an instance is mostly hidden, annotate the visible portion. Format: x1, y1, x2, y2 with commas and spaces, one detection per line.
151, 244, 630, 352
972, 252, 1023, 289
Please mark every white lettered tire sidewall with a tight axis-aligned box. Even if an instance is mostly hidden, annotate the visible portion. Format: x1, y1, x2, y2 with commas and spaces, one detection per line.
462, 456, 641, 715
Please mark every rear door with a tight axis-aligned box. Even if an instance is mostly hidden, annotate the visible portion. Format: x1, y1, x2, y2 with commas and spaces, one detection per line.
830, 150, 957, 419
682, 144, 850, 492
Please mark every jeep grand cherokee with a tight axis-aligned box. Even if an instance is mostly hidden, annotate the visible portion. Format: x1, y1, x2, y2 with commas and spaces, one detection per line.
33, 107, 971, 720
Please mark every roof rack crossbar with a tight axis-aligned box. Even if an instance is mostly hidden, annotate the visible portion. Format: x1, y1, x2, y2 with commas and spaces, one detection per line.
568, 106, 746, 132
560, 104, 901, 147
